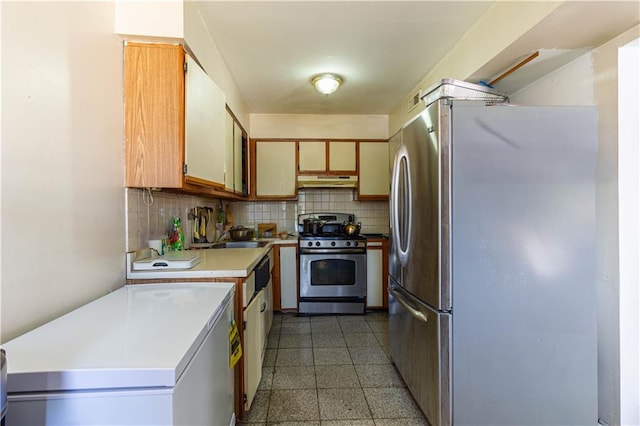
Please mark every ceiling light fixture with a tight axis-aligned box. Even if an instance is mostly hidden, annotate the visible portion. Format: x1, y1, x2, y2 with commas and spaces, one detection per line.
311, 73, 343, 95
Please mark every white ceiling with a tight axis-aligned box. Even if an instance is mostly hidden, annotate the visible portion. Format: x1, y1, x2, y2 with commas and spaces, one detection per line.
198, 1, 639, 115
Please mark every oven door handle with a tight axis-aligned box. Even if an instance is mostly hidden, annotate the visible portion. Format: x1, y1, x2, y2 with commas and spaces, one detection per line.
299, 249, 366, 255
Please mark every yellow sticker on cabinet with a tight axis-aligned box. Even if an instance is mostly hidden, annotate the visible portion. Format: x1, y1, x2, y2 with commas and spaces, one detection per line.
229, 319, 242, 368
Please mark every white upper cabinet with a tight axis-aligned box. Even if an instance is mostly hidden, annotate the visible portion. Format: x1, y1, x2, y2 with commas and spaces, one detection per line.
298, 141, 326, 172
297, 141, 356, 174
225, 110, 248, 195
329, 141, 356, 172
358, 141, 389, 199
224, 111, 235, 192
184, 54, 226, 187
255, 141, 297, 198
233, 121, 244, 194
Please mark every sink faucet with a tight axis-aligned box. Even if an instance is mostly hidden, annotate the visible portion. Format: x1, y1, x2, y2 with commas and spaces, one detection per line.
215, 230, 228, 243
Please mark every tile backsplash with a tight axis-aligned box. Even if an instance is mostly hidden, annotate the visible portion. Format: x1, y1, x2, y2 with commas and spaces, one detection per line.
125, 188, 229, 252
231, 188, 389, 235
126, 187, 389, 251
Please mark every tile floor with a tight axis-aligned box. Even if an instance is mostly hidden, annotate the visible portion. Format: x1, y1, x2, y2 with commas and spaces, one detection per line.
240, 312, 428, 426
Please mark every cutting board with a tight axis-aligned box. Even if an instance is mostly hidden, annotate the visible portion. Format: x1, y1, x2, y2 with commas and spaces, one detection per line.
133, 251, 201, 271
258, 223, 277, 238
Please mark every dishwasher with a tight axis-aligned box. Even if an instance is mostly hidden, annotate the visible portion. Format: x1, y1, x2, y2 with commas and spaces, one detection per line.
243, 253, 272, 411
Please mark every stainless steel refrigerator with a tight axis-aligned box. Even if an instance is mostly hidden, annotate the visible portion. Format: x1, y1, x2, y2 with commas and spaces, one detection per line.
388, 80, 598, 426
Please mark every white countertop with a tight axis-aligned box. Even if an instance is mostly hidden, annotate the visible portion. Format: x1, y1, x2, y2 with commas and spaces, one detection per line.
4, 283, 235, 393
127, 239, 296, 281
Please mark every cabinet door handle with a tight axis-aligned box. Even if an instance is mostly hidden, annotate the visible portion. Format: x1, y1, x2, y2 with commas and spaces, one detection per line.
260, 302, 267, 313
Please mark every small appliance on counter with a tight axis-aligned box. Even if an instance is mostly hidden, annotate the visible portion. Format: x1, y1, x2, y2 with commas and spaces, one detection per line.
258, 223, 277, 238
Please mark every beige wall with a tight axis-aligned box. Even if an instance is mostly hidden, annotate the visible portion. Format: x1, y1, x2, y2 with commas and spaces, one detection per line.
250, 114, 388, 140
388, 1, 561, 135
114, 0, 250, 130
115, 0, 183, 39
511, 24, 640, 426
1, 2, 125, 341
184, 2, 250, 129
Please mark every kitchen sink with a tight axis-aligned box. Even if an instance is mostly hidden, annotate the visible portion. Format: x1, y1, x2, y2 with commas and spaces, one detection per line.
210, 241, 269, 249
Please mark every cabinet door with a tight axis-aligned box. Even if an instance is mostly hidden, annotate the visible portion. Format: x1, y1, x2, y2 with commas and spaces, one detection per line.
184, 54, 226, 187
329, 141, 356, 172
124, 43, 184, 188
264, 278, 274, 337
224, 111, 234, 192
243, 290, 263, 411
279, 246, 298, 309
359, 142, 389, 199
233, 121, 244, 194
298, 141, 327, 172
366, 246, 384, 307
255, 141, 297, 197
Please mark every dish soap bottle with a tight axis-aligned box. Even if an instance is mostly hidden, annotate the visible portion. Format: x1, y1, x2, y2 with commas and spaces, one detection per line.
169, 217, 185, 251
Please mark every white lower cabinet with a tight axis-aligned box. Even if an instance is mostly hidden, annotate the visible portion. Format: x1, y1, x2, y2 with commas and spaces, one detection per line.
366, 243, 384, 308
279, 245, 298, 309
263, 279, 274, 358
243, 289, 264, 411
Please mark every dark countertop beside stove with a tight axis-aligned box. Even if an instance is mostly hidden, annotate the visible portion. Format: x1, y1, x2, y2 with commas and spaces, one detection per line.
361, 233, 389, 239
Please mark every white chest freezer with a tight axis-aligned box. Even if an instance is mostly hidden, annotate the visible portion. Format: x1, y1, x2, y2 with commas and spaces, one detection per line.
3, 283, 236, 426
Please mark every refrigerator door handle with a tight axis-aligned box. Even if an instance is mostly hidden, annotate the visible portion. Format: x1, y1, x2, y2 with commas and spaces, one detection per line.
389, 286, 427, 323
391, 145, 412, 267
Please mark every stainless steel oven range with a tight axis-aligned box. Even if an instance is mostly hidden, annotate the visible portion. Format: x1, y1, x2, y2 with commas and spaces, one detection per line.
298, 213, 367, 314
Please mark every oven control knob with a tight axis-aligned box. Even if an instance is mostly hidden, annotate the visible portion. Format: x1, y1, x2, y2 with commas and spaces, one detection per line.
331, 241, 336, 247
354, 241, 359, 247
346, 241, 351, 246
307, 242, 313, 247
315, 241, 321, 247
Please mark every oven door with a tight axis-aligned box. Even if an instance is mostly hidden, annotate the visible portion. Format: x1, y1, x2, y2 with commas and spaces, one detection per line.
299, 252, 366, 298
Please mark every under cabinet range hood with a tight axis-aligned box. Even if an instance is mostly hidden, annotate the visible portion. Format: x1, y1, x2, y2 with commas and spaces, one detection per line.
297, 175, 358, 188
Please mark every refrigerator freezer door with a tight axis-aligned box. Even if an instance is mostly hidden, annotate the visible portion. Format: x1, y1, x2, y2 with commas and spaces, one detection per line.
389, 278, 451, 426
451, 104, 597, 425
390, 102, 451, 310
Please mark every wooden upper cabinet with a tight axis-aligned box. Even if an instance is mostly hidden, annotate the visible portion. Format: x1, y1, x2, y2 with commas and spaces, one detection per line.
124, 42, 227, 191
358, 141, 389, 199
125, 43, 184, 188
297, 141, 356, 175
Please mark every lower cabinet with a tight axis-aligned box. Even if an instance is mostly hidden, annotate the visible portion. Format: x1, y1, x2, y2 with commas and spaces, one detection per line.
366, 239, 389, 308
244, 251, 275, 411
243, 289, 264, 411
263, 279, 274, 358
278, 245, 298, 310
